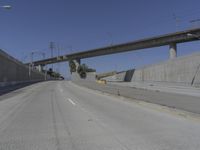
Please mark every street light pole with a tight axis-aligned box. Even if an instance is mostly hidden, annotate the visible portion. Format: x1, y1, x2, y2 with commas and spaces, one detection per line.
30, 51, 47, 80
42, 53, 48, 80
29, 52, 34, 80
49, 42, 55, 71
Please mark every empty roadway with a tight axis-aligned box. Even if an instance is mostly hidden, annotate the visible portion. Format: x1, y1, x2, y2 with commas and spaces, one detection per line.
0, 81, 200, 150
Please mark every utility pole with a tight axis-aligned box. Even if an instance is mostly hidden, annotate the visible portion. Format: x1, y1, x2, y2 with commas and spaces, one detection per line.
29, 51, 47, 80
49, 42, 55, 71
173, 13, 180, 31
29, 52, 34, 80
42, 53, 47, 80
57, 44, 60, 74
30, 52, 34, 70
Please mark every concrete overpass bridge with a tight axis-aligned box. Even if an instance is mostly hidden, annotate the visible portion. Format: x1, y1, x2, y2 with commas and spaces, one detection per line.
29, 28, 200, 78
30, 28, 200, 67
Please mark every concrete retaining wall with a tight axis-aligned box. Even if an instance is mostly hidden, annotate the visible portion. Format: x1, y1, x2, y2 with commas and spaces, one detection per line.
124, 69, 135, 82
72, 52, 200, 87
102, 71, 126, 82
0, 49, 47, 87
131, 52, 200, 87
102, 69, 135, 82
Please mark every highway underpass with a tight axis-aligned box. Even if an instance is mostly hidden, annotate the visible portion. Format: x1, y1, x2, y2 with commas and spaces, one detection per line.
0, 81, 200, 150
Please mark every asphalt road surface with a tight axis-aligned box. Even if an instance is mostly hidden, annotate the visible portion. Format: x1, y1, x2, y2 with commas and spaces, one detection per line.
0, 81, 200, 150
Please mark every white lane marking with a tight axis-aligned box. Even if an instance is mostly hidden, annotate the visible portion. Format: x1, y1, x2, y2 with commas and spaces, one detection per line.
68, 98, 76, 106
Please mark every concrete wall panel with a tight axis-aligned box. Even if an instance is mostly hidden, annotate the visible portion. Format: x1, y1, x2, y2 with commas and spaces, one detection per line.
102, 71, 126, 82
124, 69, 135, 82
0, 49, 46, 87
131, 52, 200, 87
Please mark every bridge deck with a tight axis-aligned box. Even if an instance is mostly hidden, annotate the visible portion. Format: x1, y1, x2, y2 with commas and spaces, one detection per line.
31, 28, 200, 66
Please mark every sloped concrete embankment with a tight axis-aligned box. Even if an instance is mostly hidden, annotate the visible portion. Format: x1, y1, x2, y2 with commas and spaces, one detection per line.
131, 52, 200, 87
102, 69, 135, 82
0, 49, 48, 87
101, 52, 200, 87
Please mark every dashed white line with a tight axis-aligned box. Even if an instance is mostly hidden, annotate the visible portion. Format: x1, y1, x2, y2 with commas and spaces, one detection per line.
68, 98, 76, 106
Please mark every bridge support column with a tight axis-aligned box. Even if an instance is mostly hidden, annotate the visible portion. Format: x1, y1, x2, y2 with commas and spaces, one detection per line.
169, 43, 177, 59
36, 65, 43, 72
69, 59, 81, 73
74, 59, 81, 70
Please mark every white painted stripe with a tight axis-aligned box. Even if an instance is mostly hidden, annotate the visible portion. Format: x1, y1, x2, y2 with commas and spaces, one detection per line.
68, 98, 76, 106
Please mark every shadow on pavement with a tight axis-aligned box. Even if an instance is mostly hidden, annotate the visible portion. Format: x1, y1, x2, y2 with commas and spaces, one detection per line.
0, 82, 39, 98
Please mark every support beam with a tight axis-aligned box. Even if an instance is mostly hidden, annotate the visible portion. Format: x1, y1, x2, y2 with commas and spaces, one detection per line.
75, 59, 81, 65
74, 59, 81, 71
169, 43, 177, 59
69, 59, 81, 73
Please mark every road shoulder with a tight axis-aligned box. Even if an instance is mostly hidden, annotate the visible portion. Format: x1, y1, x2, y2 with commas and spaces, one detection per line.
69, 81, 200, 123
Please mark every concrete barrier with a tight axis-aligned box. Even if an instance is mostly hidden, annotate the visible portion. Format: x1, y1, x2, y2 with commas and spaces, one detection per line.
99, 52, 200, 87
191, 63, 200, 87
72, 81, 200, 114
131, 52, 200, 87
0, 49, 48, 87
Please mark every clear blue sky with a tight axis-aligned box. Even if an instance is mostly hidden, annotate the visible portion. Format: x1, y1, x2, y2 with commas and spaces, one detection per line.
1, 0, 200, 78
